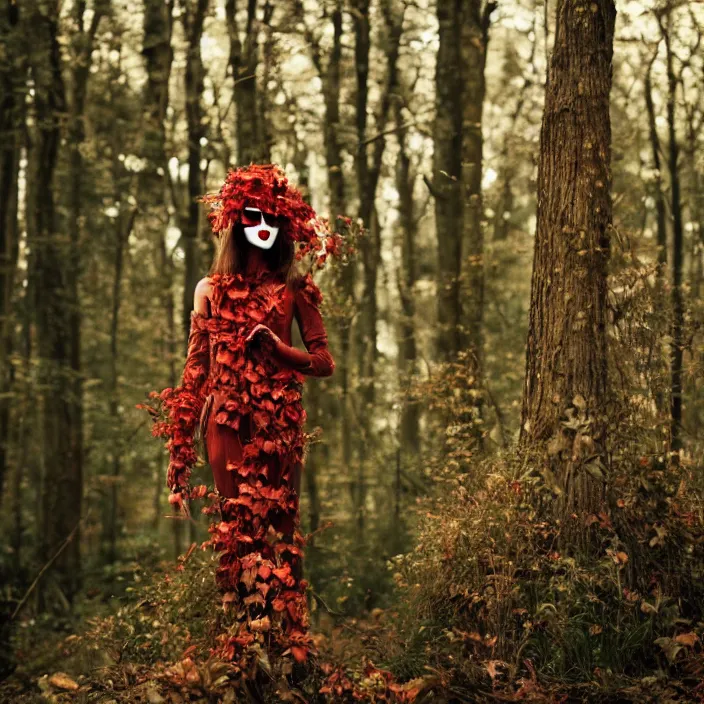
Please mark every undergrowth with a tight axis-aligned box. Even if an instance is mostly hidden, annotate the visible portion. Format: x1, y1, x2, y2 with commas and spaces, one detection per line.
388, 444, 704, 700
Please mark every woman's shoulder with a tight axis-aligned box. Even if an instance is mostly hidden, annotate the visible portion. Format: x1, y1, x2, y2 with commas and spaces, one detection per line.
291, 272, 323, 306
194, 276, 214, 315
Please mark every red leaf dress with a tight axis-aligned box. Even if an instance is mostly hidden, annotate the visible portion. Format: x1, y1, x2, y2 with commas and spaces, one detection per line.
156, 258, 334, 666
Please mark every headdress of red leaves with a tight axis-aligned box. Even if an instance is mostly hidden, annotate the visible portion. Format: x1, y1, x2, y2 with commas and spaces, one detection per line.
198, 163, 346, 267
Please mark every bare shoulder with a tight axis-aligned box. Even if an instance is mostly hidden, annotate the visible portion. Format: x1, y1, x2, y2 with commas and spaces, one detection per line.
194, 276, 213, 315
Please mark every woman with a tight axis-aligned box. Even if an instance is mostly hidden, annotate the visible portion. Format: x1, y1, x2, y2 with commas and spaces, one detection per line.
149, 164, 338, 667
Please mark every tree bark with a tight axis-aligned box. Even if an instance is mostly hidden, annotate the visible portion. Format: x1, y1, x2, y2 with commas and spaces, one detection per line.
293, 0, 353, 504
227, 0, 269, 165
64, 0, 106, 565
395, 100, 420, 458
644, 52, 668, 282
433, 0, 463, 360
26, 0, 83, 606
0, 0, 23, 505
643, 49, 668, 416
459, 0, 493, 362
352, 0, 403, 534
181, 0, 209, 338
520, 0, 616, 519
141, 0, 179, 555
493, 20, 537, 243
657, 9, 684, 455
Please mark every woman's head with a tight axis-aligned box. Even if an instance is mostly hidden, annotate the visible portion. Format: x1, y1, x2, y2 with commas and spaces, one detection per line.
209, 215, 295, 279
199, 163, 343, 279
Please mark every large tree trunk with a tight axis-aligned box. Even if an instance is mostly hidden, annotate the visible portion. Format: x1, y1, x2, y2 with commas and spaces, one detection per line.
520, 0, 616, 519
322, 2, 354, 511
26, 0, 83, 607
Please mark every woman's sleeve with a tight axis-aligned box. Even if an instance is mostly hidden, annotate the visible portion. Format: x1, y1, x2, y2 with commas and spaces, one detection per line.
163, 310, 211, 493
269, 275, 335, 377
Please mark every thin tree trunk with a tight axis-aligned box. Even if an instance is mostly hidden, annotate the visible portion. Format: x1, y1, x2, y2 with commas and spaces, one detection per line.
395, 101, 420, 459
684, 102, 704, 300
459, 0, 493, 361
227, 0, 269, 165
657, 9, 685, 455
292, 0, 353, 507
259, 1, 274, 162
0, 0, 23, 505
644, 52, 668, 281
181, 0, 209, 546
182, 0, 209, 338
141, 0, 179, 555
643, 50, 669, 415
432, 0, 463, 360
65, 1, 105, 564
520, 0, 616, 522
493, 14, 537, 243
352, 0, 404, 535
11, 296, 32, 564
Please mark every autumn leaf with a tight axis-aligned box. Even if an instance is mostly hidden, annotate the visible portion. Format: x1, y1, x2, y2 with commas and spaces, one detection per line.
485, 660, 506, 681
290, 645, 308, 662
674, 632, 699, 647
48, 673, 80, 691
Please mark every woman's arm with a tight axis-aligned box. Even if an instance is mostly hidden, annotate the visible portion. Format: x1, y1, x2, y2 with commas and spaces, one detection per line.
164, 277, 212, 497
247, 275, 335, 377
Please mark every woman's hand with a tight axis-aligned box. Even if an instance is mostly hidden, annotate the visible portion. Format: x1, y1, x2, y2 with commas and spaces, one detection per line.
245, 323, 281, 353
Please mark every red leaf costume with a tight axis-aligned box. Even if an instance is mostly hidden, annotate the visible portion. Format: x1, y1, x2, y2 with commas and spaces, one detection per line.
144, 164, 340, 670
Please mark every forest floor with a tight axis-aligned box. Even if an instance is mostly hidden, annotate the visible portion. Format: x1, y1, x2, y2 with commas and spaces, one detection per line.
3, 453, 704, 703
1, 546, 703, 704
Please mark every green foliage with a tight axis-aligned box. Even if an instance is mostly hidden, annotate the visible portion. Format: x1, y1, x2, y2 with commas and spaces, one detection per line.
391, 446, 704, 693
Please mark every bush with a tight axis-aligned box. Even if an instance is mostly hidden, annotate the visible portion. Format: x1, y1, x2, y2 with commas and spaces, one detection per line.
392, 446, 704, 693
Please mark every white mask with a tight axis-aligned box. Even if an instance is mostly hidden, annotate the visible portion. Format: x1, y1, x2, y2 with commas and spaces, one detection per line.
242, 207, 279, 250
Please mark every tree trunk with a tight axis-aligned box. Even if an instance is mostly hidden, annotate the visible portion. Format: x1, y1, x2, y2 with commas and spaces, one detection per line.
395, 101, 420, 459
141, 0, 179, 555
520, 0, 616, 519
644, 54, 668, 281
65, 1, 105, 564
432, 0, 463, 360
658, 10, 684, 455
0, 0, 23, 505
293, 0, 354, 508
643, 51, 668, 416
352, 0, 404, 535
182, 0, 209, 340
459, 0, 492, 363
26, 0, 83, 607
227, 0, 269, 165
493, 20, 536, 243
